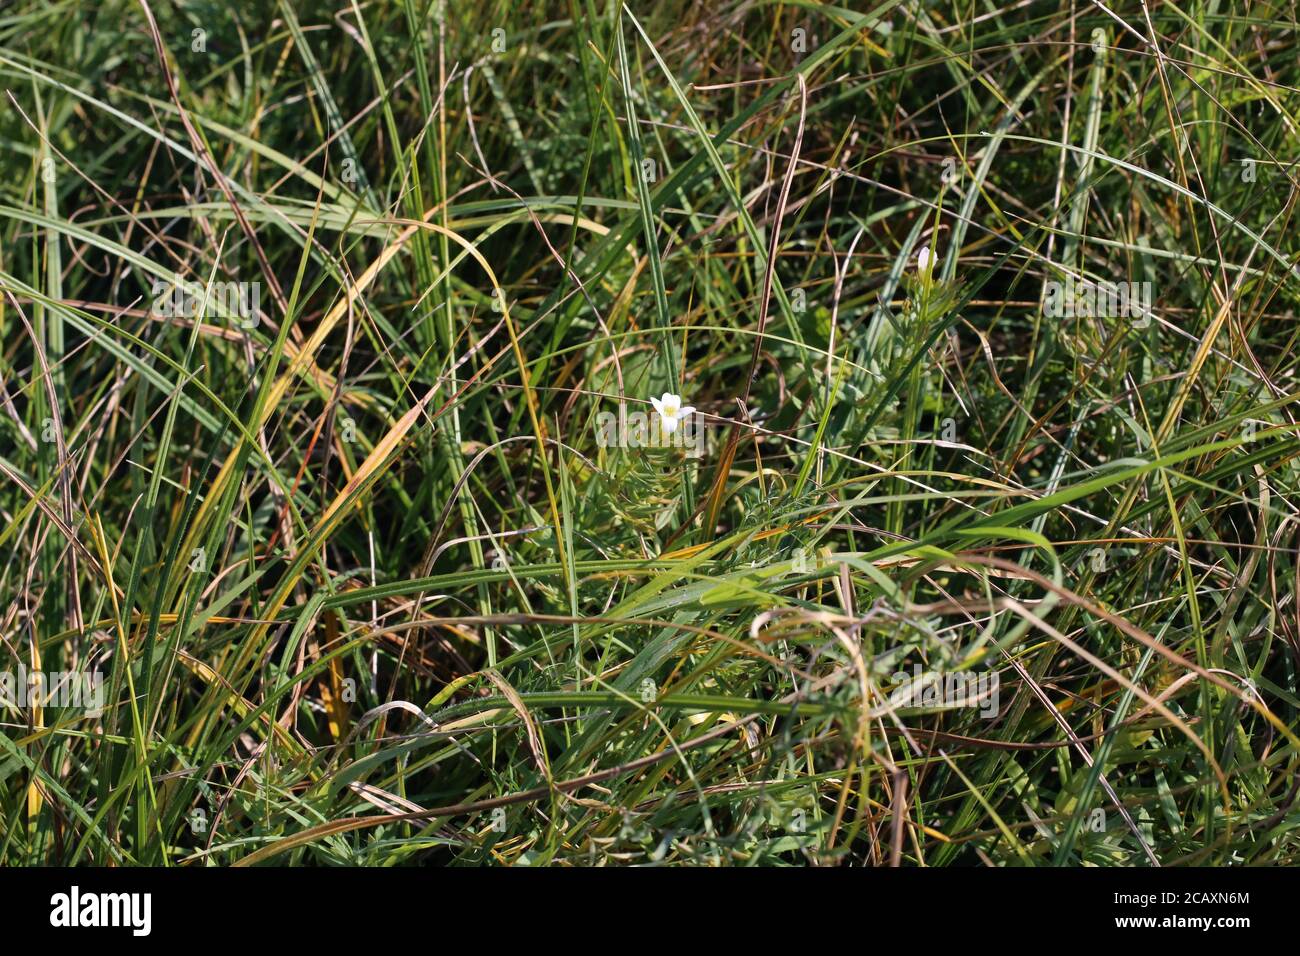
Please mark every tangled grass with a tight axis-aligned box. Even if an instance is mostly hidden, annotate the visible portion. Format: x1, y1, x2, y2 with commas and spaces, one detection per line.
1, 0, 1299, 866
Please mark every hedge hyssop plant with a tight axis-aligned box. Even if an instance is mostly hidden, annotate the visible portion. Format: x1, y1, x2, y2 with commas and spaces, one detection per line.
0, 0, 1298, 867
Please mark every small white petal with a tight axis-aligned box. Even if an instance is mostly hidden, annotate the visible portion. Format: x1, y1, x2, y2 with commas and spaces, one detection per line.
676, 405, 695, 419
917, 245, 933, 273
650, 396, 664, 416
662, 416, 680, 434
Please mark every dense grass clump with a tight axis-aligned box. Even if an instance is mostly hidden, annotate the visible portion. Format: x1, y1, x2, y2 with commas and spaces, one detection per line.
1, 0, 1299, 866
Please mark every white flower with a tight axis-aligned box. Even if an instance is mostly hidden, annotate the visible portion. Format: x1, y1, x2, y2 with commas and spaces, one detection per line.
917, 244, 935, 277
650, 392, 695, 435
